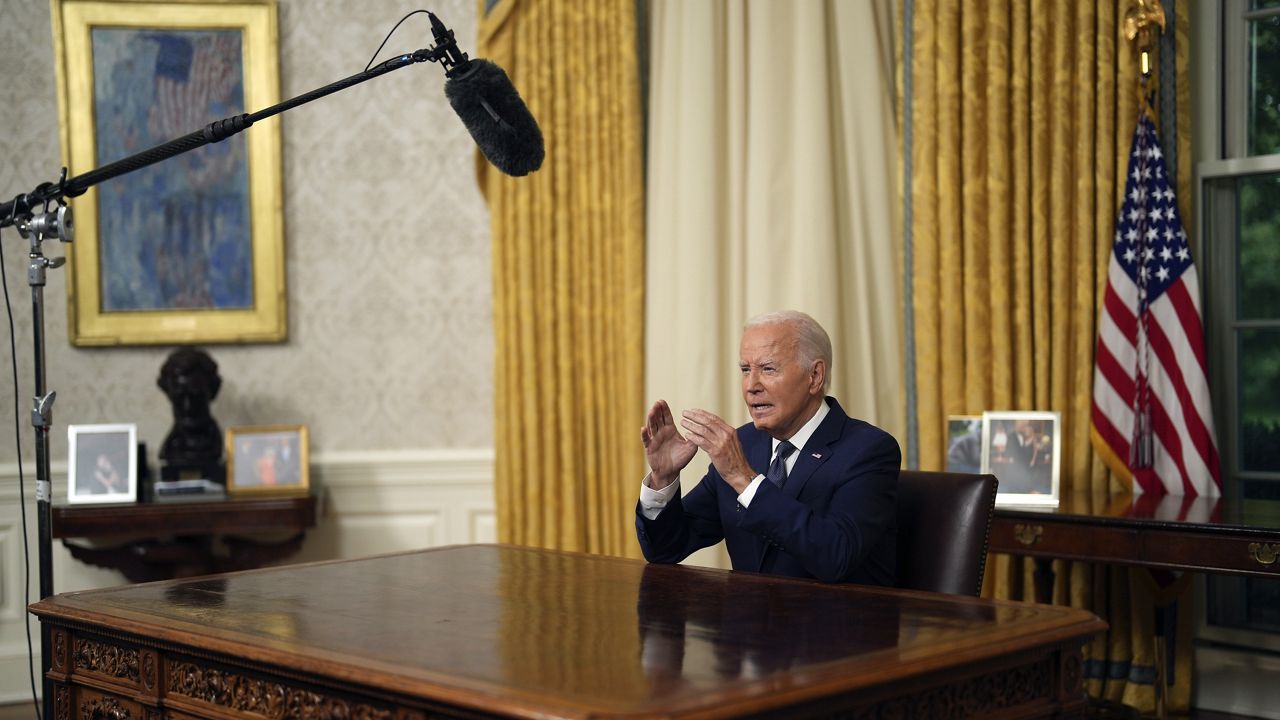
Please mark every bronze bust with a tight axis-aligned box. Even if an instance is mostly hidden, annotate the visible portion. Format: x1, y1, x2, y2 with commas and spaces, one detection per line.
158, 348, 224, 480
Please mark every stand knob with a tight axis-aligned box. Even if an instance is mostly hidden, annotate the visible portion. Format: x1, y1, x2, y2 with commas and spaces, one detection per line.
24, 205, 74, 242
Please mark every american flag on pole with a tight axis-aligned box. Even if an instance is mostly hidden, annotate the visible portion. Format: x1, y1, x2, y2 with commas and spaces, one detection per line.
1091, 112, 1221, 497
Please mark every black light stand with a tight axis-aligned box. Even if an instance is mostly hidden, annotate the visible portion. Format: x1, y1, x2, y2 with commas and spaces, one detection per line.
0, 15, 469, 720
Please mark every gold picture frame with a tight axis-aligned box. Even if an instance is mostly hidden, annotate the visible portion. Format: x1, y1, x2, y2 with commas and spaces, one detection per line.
226, 424, 309, 495
50, 0, 285, 345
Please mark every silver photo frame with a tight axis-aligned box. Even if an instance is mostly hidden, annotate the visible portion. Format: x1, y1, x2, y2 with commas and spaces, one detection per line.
67, 423, 138, 504
980, 411, 1060, 507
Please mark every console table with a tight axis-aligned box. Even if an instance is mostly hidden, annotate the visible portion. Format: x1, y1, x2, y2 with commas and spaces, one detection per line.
989, 492, 1280, 602
52, 494, 317, 582
30, 544, 1105, 719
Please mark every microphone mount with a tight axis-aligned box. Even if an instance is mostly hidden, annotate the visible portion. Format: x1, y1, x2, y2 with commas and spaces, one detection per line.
424, 11, 470, 77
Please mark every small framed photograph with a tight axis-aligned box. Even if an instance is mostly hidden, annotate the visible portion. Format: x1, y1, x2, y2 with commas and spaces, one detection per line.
226, 425, 309, 495
945, 415, 984, 474
980, 411, 1061, 507
68, 424, 138, 504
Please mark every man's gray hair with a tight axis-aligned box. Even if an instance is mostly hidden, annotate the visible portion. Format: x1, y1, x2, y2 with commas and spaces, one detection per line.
744, 310, 832, 391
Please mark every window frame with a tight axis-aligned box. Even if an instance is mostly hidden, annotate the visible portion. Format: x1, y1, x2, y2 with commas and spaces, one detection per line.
1195, 0, 1280, 655
1199, 153, 1280, 505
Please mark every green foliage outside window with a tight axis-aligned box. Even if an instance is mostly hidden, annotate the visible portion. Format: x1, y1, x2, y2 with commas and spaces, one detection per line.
1249, 15, 1280, 155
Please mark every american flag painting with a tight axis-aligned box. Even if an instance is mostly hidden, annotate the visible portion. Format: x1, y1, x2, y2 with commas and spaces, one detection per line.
1091, 113, 1221, 497
92, 27, 251, 312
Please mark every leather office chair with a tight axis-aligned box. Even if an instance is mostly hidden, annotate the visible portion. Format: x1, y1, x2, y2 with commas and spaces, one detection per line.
896, 470, 999, 596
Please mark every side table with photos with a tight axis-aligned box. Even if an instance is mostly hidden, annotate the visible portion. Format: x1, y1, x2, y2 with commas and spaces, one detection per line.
51, 494, 318, 583
58, 348, 317, 582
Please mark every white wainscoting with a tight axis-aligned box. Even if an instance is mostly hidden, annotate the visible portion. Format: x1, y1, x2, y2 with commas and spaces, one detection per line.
0, 449, 494, 703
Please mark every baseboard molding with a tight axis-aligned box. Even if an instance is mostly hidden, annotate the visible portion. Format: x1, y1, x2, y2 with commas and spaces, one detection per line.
0, 640, 40, 705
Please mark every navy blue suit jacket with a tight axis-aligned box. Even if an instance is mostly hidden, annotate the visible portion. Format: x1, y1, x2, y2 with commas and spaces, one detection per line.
636, 397, 900, 585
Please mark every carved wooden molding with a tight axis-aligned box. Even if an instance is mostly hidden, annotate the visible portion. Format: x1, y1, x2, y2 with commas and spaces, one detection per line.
52, 629, 69, 673
74, 638, 140, 684
80, 697, 132, 720
54, 684, 71, 720
1062, 648, 1084, 697
141, 651, 159, 694
287, 690, 395, 720
168, 661, 393, 720
821, 657, 1054, 719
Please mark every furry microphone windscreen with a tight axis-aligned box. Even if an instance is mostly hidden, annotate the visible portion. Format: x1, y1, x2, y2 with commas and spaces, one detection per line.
445, 59, 545, 177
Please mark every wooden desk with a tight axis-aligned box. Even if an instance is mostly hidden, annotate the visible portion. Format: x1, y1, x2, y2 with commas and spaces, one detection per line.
52, 494, 317, 582
30, 545, 1104, 719
989, 493, 1280, 602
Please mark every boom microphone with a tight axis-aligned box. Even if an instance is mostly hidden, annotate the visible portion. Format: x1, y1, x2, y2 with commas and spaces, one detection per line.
425, 12, 543, 177
445, 59, 545, 177
0, 11, 546, 231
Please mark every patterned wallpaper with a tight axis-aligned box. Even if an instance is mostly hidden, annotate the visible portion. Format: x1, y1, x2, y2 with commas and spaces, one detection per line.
0, 0, 494, 466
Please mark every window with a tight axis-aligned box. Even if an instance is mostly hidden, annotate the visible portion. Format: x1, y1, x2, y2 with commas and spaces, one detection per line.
1246, 1, 1280, 156
1200, 0, 1280, 644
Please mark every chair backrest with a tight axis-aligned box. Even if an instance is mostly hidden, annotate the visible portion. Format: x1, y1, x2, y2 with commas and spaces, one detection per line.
895, 470, 998, 596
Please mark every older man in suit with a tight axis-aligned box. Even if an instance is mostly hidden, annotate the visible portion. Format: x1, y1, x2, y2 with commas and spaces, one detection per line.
636, 311, 901, 585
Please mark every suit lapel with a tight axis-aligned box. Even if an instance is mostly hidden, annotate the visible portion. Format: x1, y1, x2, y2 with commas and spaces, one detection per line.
747, 430, 772, 478
784, 398, 847, 499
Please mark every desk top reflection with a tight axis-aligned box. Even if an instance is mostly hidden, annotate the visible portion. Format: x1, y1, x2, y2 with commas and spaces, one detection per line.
31, 544, 1104, 719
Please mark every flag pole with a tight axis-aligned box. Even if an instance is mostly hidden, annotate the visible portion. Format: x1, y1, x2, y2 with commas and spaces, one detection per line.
1123, 7, 1171, 718
1123, 1, 1167, 477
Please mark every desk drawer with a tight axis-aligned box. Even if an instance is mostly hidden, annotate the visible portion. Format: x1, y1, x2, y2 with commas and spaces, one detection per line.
1140, 531, 1280, 575
991, 518, 1280, 577
75, 686, 145, 720
68, 633, 145, 694
990, 519, 1140, 563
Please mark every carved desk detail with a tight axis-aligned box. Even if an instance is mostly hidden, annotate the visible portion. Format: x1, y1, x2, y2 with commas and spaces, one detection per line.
74, 637, 140, 685
168, 661, 393, 720
81, 697, 132, 720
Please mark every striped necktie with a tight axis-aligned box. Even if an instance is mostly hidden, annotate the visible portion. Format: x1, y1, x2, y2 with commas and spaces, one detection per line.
766, 441, 796, 488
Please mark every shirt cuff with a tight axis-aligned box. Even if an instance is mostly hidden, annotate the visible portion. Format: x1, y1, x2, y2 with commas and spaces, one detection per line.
639, 473, 680, 520
735, 474, 767, 508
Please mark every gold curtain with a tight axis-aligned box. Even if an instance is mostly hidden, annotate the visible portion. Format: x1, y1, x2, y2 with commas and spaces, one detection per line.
478, 0, 646, 557
906, 0, 1193, 713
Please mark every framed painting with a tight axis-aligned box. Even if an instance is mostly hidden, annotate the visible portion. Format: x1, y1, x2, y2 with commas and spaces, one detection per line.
980, 410, 1062, 507
226, 424, 309, 495
68, 423, 138, 504
51, 0, 285, 345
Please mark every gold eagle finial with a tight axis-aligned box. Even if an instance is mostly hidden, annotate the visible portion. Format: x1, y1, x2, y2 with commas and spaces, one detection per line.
1124, 0, 1167, 77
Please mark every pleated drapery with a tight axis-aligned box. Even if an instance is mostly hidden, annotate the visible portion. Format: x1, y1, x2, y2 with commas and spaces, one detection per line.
479, 0, 646, 558
905, 0, 1193, 713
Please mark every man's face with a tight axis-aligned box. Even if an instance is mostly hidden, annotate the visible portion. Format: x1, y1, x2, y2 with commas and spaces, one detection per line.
739, 323, 824, 440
